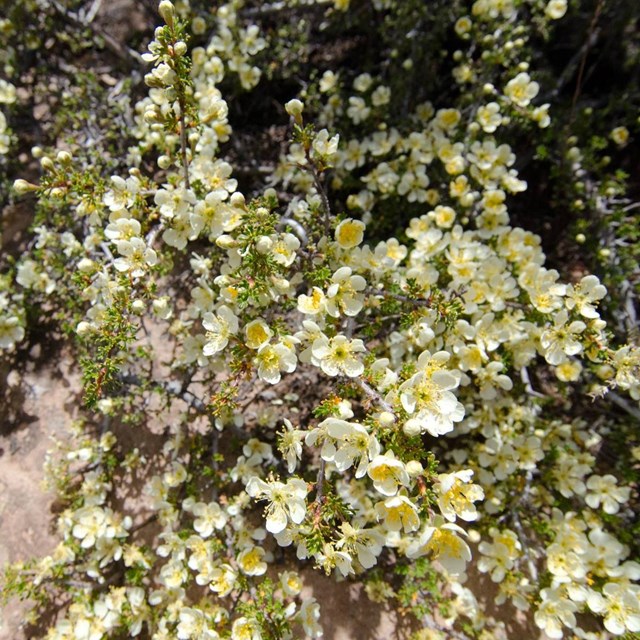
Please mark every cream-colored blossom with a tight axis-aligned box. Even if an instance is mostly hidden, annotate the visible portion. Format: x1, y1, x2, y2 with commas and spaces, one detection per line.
407, 521, 472, 575
374, 495, 420, 533
504, 72, 539, 107
202, 305, 239, 356
312, 334, 366, 377
335, 218, 366, 249
435, 470, 484, 522
246, 477, 308, 534
367, 453, 410, 496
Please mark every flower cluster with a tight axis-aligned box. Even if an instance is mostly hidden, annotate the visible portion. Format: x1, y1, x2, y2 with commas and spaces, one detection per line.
1, 1, 639, 640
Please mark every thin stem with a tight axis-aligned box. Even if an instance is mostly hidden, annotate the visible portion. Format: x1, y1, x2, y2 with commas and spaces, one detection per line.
520, 366, 546, 398
607, 390, 640, 422
315, 458, 326, 505
302, 148, 333, 235
311, 164, 332, 235
366, 287, 433, 308
178, 105, 191, 190
51, 0, 142, 64
211, 419, 220, 501
353, 377, 397, 417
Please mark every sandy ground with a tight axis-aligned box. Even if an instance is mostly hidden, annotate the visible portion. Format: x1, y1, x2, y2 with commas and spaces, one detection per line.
0, 352, 79, 639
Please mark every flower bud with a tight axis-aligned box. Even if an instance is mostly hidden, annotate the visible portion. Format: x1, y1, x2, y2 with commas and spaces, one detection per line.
157, 155, 172, 169
406, 461, 424, 477
285, 98, 304, 124
153, 297, 172, 319
13, 178, 38, 194
174, 41, 187, 57
56, 150, 72, 164
131, 299, 145, 314
255, 235, 273, 254
158, 0, 175, 27
216, 234, 237, 249
595, 364, 614, 380
230, 192, 246, 208
76, 321, 93, 336
144, 107, 162, 124
40, 157, 55, 172
77, 258, 95, 272
402, 419, 422, 437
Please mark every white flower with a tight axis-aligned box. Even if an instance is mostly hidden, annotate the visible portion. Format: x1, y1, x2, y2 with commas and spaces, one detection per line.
280, 570, 303, 596
547, 543, 586, 582
308, 417, 380, 478
177, 608, 219, 640
255, 342, 297, 384
588, 582, 640, 635
278, 419, 305, 473
202, 305, 239, 356
399, 351, 465, 437
545, 0, 567, 20
374, 495, 420, 533
246, 477, 308, 534
611, 126, 630, 147
504, 72, 539, 107
113, 237, 158, 278
231, 616, 261, 640
540, 309, 586, 365
104, 217, 141, 241
475, 361, 513, 399
297, 287, 326, 315
316, 542, 353, 577
191, 502, 228, 537
271, 232, 300, 266
347, 96, 371, 124
552, 450, 590, 497
104, 175, 141, 211
336, 522, 384, 569
325, 266, 366, 317
191, 193, 236, 239
0, 315, 25, 350
0, 79, 16, 104
366, 453, 410, 496
407, 521, 472, 574
478, 528, 521, 582
311, 334, 366, 377
208, 563, 237, 596
435, 469, 484, 522
585, 474, 630, 515
72, 506, 110, 549
534, 588, 577, 639
320, 70, 338, 92
312, 129, 339, 160
237, 546, 267, 576
298, 598, 323, 638
477, 102, 502, 133
335, 218, 366, 249
565, 275, 606, 319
